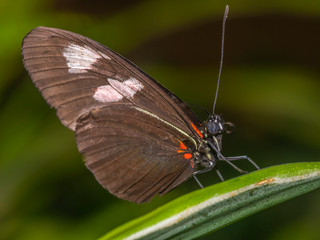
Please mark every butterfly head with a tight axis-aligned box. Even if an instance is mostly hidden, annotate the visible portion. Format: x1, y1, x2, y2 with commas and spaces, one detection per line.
197, 114, 235, 166
206, 114, 235, 137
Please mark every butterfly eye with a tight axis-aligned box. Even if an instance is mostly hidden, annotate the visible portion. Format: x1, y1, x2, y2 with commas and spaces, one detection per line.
207, 121, 221, 135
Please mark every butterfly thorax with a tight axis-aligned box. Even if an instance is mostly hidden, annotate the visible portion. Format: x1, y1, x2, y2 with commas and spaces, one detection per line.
194, 114, 230, 169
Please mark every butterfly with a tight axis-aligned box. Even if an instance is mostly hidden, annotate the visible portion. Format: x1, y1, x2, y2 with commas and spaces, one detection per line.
22, 21, 258, 203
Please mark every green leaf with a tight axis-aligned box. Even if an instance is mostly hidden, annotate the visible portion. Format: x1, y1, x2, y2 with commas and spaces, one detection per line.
101, 162, 320, 240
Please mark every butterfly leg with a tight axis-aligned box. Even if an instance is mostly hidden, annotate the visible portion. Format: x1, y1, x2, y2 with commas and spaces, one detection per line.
207, 140, 259, 173
193, 175, 204, 188
220, 158, 248, 173
215, 169, 225, 181
223, 155, 260, 170
193, 160, 215, 188
193, 165, 225, 188
194, 161, 215, 175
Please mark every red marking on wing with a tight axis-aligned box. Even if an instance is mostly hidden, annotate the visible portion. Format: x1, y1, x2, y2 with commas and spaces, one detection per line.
190, 121, 203, 138
177, 141, 192, 161
179, 140, 187, 150
177, 140, 188, 153
190, 159, 195, 168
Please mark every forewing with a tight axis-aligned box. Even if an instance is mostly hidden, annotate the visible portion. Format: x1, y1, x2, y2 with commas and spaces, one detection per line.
76, 104, 195, 203
22, 26, 201, 134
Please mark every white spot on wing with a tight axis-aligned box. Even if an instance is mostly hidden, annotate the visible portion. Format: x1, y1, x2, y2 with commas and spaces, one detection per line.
93, 78, 144, 103
93, 85, 123, 103
123, 78, 144, 93
63, 44, 101, 73
108, 78, 144, 98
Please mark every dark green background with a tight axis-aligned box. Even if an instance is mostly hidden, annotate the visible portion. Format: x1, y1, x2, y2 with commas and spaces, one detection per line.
1, 0, 319, 239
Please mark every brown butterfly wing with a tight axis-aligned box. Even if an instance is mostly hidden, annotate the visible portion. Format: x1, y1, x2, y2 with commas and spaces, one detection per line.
22, 27, 201, 132
76, 104, 194, 203
22, 27, 202, 202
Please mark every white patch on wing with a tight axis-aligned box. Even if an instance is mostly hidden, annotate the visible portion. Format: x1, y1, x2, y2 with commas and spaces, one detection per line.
93, 78, 144, 103
108, 78, 144, 98
63, 44, 101, 73
93, 85, 123, 103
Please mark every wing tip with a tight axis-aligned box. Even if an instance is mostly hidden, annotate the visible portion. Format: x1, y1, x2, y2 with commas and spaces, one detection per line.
21, 26, 52, 64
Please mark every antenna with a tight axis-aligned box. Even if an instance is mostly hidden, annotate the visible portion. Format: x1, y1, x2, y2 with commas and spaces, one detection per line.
213, 5, 229, 113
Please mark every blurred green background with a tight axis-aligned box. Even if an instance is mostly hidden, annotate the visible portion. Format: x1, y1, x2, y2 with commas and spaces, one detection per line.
1, 0, 319, 239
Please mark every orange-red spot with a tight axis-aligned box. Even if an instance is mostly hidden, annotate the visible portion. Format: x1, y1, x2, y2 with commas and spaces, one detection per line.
190, 121, 203, 138
177, 140, 188, 153
190, 159, 195, 168
179, 140, 187, 150
184, 153, 192, 159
